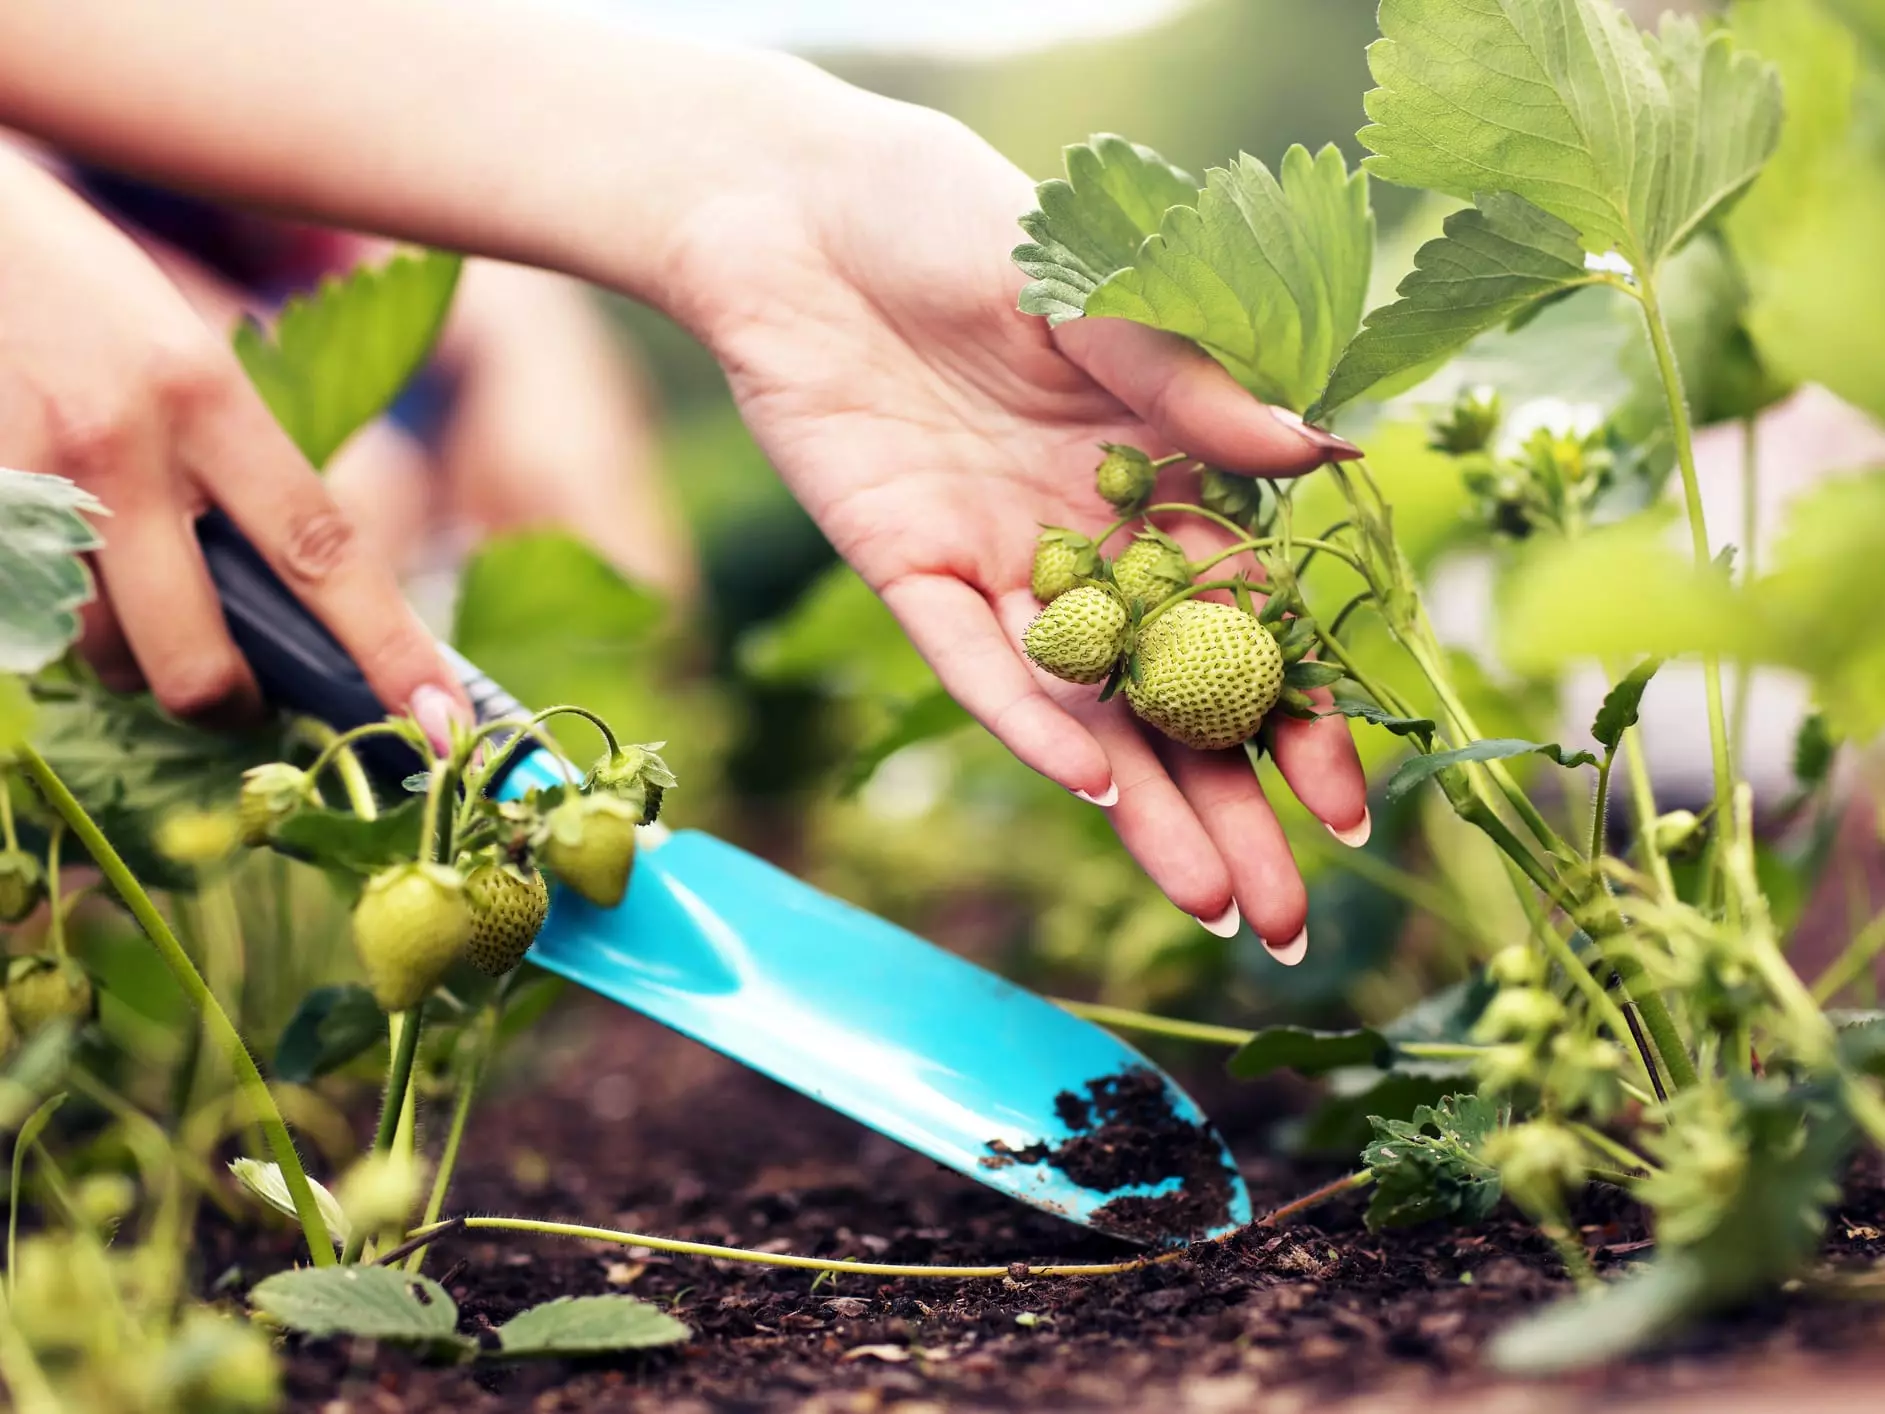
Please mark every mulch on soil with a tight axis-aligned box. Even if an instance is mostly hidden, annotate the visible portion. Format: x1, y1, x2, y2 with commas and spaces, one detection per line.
251, 996, 1885, 1413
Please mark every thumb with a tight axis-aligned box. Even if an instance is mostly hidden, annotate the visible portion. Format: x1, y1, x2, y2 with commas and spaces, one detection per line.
1052, 317, 1361, 476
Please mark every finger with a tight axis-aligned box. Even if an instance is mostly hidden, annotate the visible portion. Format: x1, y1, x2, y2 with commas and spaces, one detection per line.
175, 371, 470, 748
1168, 747, 1311, 963
1272, 702, 1371, 847
880, 573, 1115, 801
1052, 318, 1360, 475
88, 481, 262, 728
75, 578, 145, 694
323, 420, 436, 578
987, 590, 1237, 929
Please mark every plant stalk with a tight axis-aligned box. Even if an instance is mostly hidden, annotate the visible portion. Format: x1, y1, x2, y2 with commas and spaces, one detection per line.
13, 744, 334, 1263
341, 1004, 424, 1264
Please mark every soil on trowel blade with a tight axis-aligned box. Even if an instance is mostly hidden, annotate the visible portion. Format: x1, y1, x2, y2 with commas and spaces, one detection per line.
988, 1066, 1236, 1242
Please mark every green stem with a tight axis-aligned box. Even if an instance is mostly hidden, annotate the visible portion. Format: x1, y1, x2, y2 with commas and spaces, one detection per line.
1051, 999, 1253, 1048
406, 991, 504, 1273
1603, 947, 1698, 1092
1569, 1121, 1657, 1177
1812, 908, 1885, 1003
418, 761, 453, 867
341, 1006, 423, 1264
1258, 1171, 1373, 1227
300, 720, 426, 804
405, 1215, 1172, 1279
1638, 276, 1736, 865
0, 1293, 59, 1414
1141, 501, 1250, 540
1620, 725, 1678, 901
13, 744, 334, 1263
0, 777, 17, 853
1729, 415, 1759, 777
1327, 591, 1376, 640
1189, 536, 1368, 581
42, 823, 63, 961
1589, 748, 1616, 864
1398, 1042, 1491, 1062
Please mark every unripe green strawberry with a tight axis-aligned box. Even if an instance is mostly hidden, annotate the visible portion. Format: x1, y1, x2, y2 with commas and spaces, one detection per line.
464, 861, 549, 976
1125, 600, 1283, 750
237, 762, 311, 847
1029, 527, 1100, 603
1094, 443, 1156, 513
1023, 584, 1130, 685
1111, 527, 1192, 609
0, 849, 45, 924
5, 954, 96, 1036
0, 991, 14, 1058
542, 793, 641, 908
351, 863, 472, 1011
592, 742, 678, 826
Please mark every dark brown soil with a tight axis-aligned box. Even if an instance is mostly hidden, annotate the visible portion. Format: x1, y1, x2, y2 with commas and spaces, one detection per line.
987, 1066, 1236, 1243
238, 995, 1885, 1413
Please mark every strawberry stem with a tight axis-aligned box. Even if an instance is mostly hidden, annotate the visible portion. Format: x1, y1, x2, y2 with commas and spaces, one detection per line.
11, 743, 336, 1264
341, 1004, 424, 1265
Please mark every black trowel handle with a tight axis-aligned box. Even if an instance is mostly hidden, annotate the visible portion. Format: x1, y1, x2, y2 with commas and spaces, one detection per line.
193, 509, 531, 788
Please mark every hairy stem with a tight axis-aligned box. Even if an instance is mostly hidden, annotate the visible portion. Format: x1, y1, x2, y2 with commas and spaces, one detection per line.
14, 744, 334, 1263
340, 1006, 424, 1264
1258, 1171, 1373, 1228
1812, 908, 1885, 1003
1051, 999, 1254, 1047
407, 993, 503, 1273
1638, 277, 1736, 869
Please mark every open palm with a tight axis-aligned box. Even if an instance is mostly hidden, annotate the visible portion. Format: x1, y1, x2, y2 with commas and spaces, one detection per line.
683, 103, 1368, 958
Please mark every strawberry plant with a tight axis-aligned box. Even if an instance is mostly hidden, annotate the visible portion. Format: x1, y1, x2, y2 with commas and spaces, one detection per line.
1006, 0, 1885, 1373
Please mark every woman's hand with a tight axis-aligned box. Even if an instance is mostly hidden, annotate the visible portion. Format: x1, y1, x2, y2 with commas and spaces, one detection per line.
0, 143, 467, 742
673, 98, 1369, 959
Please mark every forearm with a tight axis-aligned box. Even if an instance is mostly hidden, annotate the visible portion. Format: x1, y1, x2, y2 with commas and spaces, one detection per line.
0, 0, 854, 330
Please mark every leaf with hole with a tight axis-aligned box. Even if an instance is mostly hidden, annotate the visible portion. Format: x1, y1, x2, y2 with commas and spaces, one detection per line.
1362, 1093, 1504, 1231
1013, 134, 1199, 327
0, 469, 105, 675
1084, 144, 1373, 412
494, 1295, 690, 1357
234, 250, 461, 468
1385, 740, 1597, 803
249, 1266, 469, 1351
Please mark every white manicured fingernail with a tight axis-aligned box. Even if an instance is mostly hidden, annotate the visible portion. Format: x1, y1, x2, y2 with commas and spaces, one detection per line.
1072, 780, 1119, 807
1268, 406, 1362, 460
1194, 901, 1241, 938
1327, 808, 1371, 848
409, 683, 468, 755
1265, 925, 1309, 967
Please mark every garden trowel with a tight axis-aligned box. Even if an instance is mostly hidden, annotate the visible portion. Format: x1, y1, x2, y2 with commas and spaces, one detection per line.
196, 511, 1252, 1245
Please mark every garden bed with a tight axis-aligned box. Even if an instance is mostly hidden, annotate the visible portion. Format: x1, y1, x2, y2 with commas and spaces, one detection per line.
257, 995, 1885, 1413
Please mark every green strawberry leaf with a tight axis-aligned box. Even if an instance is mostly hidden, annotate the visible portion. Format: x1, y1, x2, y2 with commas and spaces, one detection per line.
1283, 660, 1346, 691
234, 249, 461, 469
1013, 135, 1199, 327
1226, 1025, 1392, 1080
1085, 143, 1374, 412
1385, 739, 1598, 803
1361, 0, 1782, 270
1362, 1092, 1504, 1231
1319, 697, 1436, 747
839, 688, 973, 798
0, 469, 105, 675
275, 984, 387, 1084
494, 1295, 690, 1358
269, 798, 424, 878
1314, 193, 1598, 419
1592, 658, 1662, 750
249, 1266, 471, 1353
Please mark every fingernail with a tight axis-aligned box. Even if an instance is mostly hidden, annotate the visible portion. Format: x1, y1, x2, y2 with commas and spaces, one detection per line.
1327, 807, 1372, 848
1072, 780, 1120, 808
1266, 925, 1309, 967
1194, 901, 1241, 939
1269, 406, 1363, 461
409, 683, 470, 755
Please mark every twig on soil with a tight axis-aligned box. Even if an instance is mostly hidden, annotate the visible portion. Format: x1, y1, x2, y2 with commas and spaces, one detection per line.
1257, 1172, 1372, 1229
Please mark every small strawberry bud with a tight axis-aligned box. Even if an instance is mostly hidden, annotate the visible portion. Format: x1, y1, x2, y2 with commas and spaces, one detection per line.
1023, 584, 1130, 685
237, 762, 311, 848
351, 863, 472, 1011
1029, 527, 1101, 603
1094, 443, 1157, 513
0, 849, 45, 924
1124, 601, 1283, 750
4, 954, 95, 1036
592, 742, 678, 825
542, 793, 641, 909
1199, 469, 1268, 531
1110, 527, 1192, 609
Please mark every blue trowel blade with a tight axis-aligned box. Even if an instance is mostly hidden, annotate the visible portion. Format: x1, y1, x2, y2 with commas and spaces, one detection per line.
500, 750, 1251, 1244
